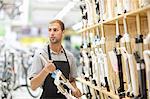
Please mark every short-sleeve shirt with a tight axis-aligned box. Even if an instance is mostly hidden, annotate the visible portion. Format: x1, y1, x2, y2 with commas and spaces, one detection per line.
29, 44, 78, 80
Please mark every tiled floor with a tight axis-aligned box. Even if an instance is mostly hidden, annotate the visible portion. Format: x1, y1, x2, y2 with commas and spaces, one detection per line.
12, 87, 42, 99
0, 81, 85, 99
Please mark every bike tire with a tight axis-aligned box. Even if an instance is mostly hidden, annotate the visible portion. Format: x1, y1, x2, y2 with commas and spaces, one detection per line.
25, 66, 42, 98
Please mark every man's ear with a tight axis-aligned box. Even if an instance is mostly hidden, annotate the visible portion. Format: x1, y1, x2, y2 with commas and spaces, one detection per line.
62, 30, 65, 34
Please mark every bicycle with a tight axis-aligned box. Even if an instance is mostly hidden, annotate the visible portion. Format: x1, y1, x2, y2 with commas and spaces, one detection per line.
0, 42, 42, 99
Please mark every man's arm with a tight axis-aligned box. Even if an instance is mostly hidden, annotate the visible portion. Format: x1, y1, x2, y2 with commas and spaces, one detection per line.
30, 60, 56, 90
30, 68, 49, 90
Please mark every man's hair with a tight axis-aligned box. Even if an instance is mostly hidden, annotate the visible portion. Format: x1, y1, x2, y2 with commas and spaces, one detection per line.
49, 19, 65, 31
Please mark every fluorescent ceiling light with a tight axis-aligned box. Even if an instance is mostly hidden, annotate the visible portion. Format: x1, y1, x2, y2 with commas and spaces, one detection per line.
54, 1, 77, 19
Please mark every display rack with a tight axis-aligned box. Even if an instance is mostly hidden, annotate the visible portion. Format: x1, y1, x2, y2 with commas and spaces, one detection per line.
77, 1, 150, 99
78, 5, 150, 34
76, 77, 120, 99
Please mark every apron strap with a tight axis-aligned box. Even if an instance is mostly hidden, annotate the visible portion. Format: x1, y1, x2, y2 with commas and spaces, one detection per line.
47, 45, 70, 65
47, 45, 51, 60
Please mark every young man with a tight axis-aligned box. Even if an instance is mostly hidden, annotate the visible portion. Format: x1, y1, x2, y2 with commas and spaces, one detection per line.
29, 19, 82, 99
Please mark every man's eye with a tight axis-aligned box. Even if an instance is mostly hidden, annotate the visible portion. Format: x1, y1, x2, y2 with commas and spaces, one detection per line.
48, 28, 59, 32
48, 28, 51, 31
53, 29, 58, 32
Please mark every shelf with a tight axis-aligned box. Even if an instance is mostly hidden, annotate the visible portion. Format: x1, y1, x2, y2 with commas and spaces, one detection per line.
77, 3, 150, 99
78, 5, 150, 33
76, 77, 120, 99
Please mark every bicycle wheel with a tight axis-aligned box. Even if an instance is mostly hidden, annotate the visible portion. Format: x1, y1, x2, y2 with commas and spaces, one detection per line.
1, 67, 16, 99
3, 67, 16, 91
25, 66, 42, 98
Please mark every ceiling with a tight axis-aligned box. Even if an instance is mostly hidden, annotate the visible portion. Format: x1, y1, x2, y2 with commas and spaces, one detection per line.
28, 0, 82, 29
0, 0, 82, 29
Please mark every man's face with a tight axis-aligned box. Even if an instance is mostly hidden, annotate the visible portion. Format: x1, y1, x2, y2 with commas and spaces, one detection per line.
48, 23, 63, 44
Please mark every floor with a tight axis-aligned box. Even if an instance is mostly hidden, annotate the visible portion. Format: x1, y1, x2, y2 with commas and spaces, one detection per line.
12, 87, 41, 99
0, 81, 85, 99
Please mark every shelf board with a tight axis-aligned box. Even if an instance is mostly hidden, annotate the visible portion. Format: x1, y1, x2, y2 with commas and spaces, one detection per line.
78, 5, 150, 33
76, 77, 120, 99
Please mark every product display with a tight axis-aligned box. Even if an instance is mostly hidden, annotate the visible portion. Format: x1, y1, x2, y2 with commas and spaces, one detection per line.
78, 0, 150, 99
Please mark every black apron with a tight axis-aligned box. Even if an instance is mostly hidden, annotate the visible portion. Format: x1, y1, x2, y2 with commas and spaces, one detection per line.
40, 45, 70, 99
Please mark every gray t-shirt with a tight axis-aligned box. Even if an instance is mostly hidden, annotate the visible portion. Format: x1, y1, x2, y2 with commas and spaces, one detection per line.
29, 44, 78, 79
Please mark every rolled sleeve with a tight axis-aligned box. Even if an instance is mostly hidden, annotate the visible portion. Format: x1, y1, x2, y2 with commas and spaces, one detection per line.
28, 51, 43, 79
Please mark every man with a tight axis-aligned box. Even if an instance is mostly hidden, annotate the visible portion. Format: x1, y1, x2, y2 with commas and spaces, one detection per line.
29, 19, 82, 99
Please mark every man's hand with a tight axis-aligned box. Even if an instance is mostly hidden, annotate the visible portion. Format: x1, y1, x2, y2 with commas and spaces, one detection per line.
43, 60, 56, 73
72, 88, 82, 98
70, 78, 82, 98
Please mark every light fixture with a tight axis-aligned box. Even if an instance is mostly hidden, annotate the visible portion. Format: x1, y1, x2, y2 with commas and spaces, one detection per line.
54, 0, 80, 20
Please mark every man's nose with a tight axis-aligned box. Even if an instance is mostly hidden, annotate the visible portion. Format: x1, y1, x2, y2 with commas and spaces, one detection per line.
50, 31, 55, 36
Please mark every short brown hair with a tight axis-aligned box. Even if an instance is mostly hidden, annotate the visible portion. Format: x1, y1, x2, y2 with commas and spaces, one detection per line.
49, 19, 65, 31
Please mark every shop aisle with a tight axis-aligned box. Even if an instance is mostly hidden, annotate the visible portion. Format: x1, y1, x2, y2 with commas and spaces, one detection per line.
10, 81, 83, 99
12, 87, 40, 99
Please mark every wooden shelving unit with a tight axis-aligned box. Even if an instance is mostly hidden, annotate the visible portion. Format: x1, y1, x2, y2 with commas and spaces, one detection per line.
78, 5, 150, 33
77, 2, 150, 99
76, 77, 120, 99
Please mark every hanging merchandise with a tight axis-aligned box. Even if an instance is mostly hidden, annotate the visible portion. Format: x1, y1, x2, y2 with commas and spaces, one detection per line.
96, 0, 110, 93
115, 0, 124, 15
79, 1, 104, 98
79, 2, 92, 98
143, 10, 150, 99
134, 14, 147, 99
86, 29, 99, 99
143, 50, 150, 99
107, 0, 115, 19
123, 0, 132, 13
144, 9, 150, 50
139, 0, 150, 7
89, 30, 102, 99
95, 0, 100, 22
87, 40, 96, 99
80, 52, 92, 99
99, 24, 110, 92
99, 0, 115, 20
115, 19, 125, 97
98, 0, 105, 21
80, 50, 91, 99
80, 42, 95, 99
78, 0, 150, 98
115, 0, 139, 15
114, 19, 125, 98
90, 0, 97, 24
84, 0, 93, 26
120, 16, 140, 98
